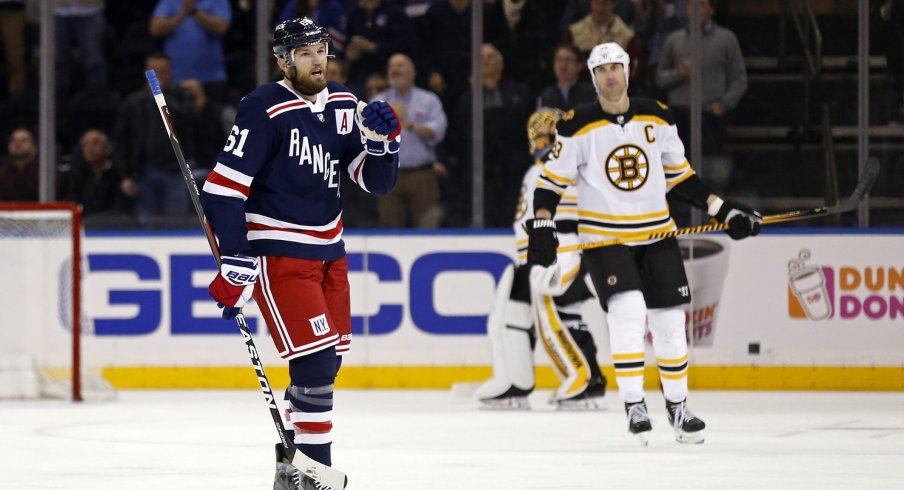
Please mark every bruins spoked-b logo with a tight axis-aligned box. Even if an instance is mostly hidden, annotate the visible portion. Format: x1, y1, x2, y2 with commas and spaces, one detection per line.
605, 144, 649, 191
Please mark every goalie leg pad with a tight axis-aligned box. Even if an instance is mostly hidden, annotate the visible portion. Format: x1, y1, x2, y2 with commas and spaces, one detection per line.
532, 290, 592, 402
476, 264, 536, 401
285, 347, 338, 466
606, 290, 647, 404
647, 306, 689, 403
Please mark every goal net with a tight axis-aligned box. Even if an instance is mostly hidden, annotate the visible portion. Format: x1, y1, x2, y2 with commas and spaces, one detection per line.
0, 202, 113, 401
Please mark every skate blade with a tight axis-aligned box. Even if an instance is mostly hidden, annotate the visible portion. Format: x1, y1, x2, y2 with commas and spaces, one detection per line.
635, 432, 649, 447
675, 430, 704, 444
555, 396, 606, 411
478, 398, 531, 410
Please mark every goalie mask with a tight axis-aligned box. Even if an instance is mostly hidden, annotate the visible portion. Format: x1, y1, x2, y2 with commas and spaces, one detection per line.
527, 107, 563, 154
273, 17, 333, 66
587, 42, 630, 91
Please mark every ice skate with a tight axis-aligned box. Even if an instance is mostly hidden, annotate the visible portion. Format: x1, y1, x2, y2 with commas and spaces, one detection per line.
477, 384, 532, 410
274, 444, 342, 490
666, 399, 705, 444
625, 400, 652, 446
555, 379, 606, 411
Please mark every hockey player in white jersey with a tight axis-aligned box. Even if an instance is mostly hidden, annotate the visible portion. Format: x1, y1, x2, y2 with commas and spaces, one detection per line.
475, 108, 607, 411
528, 43, 761, 444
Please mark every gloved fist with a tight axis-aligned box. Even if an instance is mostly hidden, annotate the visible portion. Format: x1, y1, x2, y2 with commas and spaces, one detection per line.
209, 255, 260, 320
357, 100, 401, 155
525, 218, 558, 266
708, 196, 762, 240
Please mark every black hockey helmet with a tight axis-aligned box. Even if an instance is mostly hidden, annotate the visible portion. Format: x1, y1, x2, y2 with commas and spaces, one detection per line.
273, 17, 333, 66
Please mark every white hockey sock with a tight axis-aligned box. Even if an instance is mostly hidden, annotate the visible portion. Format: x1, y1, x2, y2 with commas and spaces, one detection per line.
648, 307, 689, 402
606, 290, 647, 403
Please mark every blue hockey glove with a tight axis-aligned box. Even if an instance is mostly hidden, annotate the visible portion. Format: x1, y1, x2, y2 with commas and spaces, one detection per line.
208, 255, 259, 320
357, 100, 401, 156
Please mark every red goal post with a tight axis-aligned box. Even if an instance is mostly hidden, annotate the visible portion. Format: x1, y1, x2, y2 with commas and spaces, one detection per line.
0, 202, 86, 400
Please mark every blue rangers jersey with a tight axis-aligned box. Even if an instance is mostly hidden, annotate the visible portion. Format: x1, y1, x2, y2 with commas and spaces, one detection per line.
201, 80, 399, 260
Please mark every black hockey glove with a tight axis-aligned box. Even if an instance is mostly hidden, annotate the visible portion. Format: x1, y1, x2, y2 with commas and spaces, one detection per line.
708, 197, 762, 240
526, 218, 558, 266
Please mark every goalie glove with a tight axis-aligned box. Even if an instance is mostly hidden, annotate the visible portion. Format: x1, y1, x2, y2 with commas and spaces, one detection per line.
357, 100, 401, 156
209, 255, 260, 320
525, 218, 558, 266
707, 196, 763, 240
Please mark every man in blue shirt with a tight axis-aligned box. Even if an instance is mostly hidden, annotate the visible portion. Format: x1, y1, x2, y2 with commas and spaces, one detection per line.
374, 53, 448, 228
150, 0, 232, 102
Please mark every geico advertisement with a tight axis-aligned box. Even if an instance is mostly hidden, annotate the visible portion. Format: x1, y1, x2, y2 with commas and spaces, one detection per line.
82, 233, 904, 368
82, 233, 516, 366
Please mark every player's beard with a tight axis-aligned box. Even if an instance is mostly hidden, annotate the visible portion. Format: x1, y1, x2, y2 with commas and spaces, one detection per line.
286, 67, 327, 96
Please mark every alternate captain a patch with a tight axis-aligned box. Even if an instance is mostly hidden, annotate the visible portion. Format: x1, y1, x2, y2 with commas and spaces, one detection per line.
335, 108, 354, 134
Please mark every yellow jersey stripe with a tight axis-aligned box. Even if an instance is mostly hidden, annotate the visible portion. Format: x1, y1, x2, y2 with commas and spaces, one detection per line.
632, 115, 669, 126
615, 369, 645, 377
662, 160, 690, 171
542, 167, 574, 185
613, 352, 645, 361
573, 119, 612, 136
578, 208, 671, 222
660, 371, 688, 380
657, 354, 689, 365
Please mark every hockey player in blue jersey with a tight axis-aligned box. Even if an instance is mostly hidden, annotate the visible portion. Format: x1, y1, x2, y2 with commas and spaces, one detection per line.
201, 17, 401, 490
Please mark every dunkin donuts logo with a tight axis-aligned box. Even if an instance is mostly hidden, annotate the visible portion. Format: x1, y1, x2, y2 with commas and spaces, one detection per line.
787, 249, 904, 321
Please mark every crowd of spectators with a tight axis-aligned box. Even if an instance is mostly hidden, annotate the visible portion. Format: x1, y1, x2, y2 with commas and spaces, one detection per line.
0, 0, 750, 229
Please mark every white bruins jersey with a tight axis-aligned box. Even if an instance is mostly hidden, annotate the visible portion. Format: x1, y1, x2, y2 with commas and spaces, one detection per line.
514, 149, 578, 264
536, 98, 695, 245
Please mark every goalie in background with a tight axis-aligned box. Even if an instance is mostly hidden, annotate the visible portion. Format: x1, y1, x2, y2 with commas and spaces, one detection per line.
474, 107, 608, 411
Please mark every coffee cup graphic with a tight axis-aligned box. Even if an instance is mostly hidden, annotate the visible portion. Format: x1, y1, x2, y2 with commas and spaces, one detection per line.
679, 238, 729, 347
788, 249, 832, 320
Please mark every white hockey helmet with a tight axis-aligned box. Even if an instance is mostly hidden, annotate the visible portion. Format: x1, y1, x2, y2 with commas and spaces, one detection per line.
587, 42, 630, 89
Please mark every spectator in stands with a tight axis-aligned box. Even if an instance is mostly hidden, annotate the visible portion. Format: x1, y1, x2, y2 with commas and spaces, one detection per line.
420, 0, 472, 108
0, 127, 38, 201
560, 0, 646, 32
655, 0, 746, 159
641, 0, 688, 98
364, 72, 388, 102
179, 78, 227, 173
150, 0, 232, 104
277, 0, 347, 57
114, 53, 196, 225
562, 0, 646, 92
0, 0, 26, 95
537, 44, 597, 110
345, 0, 417, 84
484, 0, 565, 94
54, 0, 108, 98
449, 43, 533, 228
374, 53, 448, 228
63, 129, 135, 223
326, 56, 365, 100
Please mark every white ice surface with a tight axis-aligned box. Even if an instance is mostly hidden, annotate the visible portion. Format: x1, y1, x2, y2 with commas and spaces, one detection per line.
1, 390, 903, 489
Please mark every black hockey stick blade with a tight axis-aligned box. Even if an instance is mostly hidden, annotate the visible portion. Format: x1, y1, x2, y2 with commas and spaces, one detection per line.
763, 156, 879, 224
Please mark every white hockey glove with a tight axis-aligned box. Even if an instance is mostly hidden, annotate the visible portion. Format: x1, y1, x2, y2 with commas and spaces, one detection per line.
208, 255, 259, 320
357, 100, 401, 156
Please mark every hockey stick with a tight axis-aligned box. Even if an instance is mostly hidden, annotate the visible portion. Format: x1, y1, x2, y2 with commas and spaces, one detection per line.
144, 70, 348, 490
558, 157, 880, 253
